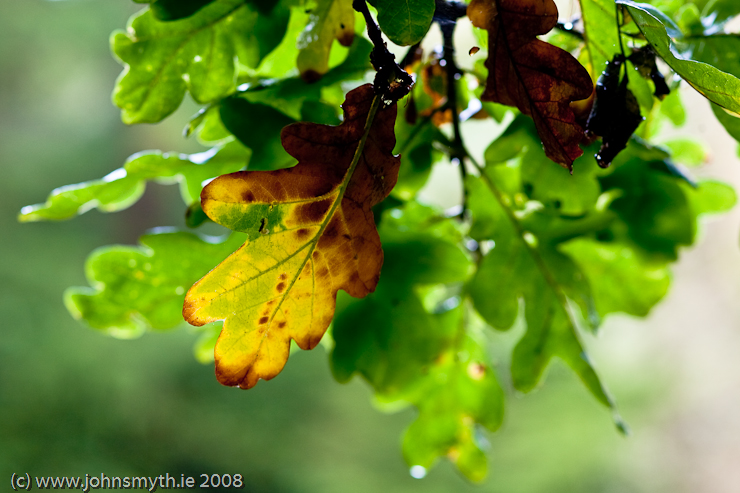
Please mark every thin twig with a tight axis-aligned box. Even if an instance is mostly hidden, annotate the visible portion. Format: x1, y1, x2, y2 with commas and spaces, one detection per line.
399, 42, 423, 70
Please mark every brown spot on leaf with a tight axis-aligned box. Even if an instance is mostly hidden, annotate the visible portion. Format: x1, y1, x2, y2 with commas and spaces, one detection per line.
242, 190, 256, 202
297, 197, 333, 223
338, 31, 354, 47
259, 316, 269, 325
276, 282, 286, 293
323, 217, 340, 239
278, 321, 286, 329
301, 69, 322, 83
309, 181, 334, 198
295, 228, 311, 240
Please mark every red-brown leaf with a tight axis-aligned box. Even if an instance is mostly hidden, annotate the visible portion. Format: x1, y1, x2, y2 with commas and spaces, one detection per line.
468, 0, 593, 169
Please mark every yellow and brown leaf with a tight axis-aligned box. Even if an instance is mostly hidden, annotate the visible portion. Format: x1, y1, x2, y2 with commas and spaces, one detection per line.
183, 84, 399, 389
468, 0, 593, 169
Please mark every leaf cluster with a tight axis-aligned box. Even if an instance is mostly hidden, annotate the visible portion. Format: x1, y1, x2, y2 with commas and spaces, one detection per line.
19, 0, 740, 482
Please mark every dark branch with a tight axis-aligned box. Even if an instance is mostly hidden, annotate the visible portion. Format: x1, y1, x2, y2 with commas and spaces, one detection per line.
399, 42, 423, 70
433, 0, 467, 24
436, 1, 468, 216
352, 0, 413, 103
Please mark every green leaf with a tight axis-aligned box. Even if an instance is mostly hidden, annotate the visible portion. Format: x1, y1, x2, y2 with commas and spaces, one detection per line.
331, 203, 474, 391
580, 0, 621, 78
219, 98, 296, 170
518, 119, 601, 215
466, 175, 613, 407
681, 34, 740, 142
599, 143, 695, 259
618, 0, 740, 114
402, 331, 503, 483
712, 104, 740, 145
559, 238, 670, 317
368, 0, 435, 46
332, 202, 499, 481
197, 37, 371, 168
482, 115, 601, 215
659, 88, 687, 126
193, 322, 223, 363
66, 231, 246, 337
701, 0, 739, 30
112, 0, 290, 123
465, 132, 723, 414
186, 105, 233, 143
296, 0, 355, 81
683, 34, 740, 76
676, 3, 705, 35
142, 0, 217, 21
660, 138, 708, 166
233, 36, 373, 121
687, 179, 736, 216
19, 140, 248, 222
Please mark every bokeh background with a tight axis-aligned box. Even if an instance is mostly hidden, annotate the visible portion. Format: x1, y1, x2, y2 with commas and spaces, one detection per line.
2, 0, 740, 491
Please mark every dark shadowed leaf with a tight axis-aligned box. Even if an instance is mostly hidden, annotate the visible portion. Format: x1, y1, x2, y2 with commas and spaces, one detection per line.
586, 55, 645, 168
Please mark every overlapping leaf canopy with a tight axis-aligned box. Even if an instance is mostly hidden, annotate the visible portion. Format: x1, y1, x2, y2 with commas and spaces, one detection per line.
20, 0, 740, 483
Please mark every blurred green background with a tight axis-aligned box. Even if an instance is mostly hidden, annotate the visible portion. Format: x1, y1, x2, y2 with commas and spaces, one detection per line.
3, 1, 740, 491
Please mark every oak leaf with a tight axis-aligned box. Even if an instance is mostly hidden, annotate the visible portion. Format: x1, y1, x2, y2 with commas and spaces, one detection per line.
467, 0, 593, 169
296, 0, 355, 82
183, 84, 400, 388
